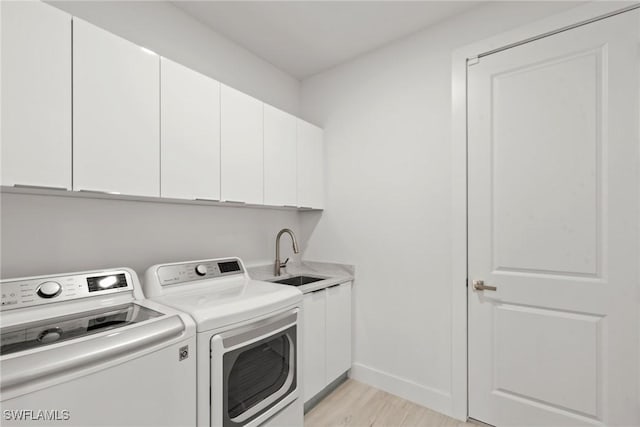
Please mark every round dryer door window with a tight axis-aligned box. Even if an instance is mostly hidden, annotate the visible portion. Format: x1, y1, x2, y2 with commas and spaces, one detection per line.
222, 324, 297, 426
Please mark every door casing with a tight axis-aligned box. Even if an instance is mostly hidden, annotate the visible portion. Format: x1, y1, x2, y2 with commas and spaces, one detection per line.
450, 1, 640, 421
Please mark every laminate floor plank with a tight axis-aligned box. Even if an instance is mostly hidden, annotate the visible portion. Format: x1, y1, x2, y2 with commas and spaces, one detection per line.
304, 379, 473, 427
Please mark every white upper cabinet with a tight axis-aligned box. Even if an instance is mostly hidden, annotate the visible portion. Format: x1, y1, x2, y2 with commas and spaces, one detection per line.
2, 6, 325, 209
161, 58, 221, 201
73, 18, 160, 197
1, 1, 72, 189
220, 85, 264, 204
297, 120, 324, 209
264, 104, 297, 207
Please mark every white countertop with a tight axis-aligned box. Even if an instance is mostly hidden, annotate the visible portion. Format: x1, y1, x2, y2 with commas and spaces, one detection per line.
247, 260, 354, 294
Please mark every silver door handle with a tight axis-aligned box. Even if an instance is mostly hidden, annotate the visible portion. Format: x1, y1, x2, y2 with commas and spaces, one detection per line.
473, 280, 497, 291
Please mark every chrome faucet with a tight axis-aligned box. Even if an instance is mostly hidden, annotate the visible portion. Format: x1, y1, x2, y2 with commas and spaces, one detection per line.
274, 228, 299, 276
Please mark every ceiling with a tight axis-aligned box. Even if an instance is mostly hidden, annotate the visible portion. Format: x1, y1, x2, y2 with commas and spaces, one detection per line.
171, 1, 482, 79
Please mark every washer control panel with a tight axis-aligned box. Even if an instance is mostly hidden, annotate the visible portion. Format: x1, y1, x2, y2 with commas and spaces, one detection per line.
157, 258, 244, 286
1, 270, 134, 311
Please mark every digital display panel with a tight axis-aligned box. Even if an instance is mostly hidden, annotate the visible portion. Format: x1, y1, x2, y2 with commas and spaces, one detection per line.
87, 273, 129, 292
218, 261, 241, 274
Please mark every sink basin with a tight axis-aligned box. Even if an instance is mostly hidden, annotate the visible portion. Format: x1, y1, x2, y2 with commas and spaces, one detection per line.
272, 275, 324, 287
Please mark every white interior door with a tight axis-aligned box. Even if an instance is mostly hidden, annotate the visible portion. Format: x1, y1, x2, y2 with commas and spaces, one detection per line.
468, 8, 639, 427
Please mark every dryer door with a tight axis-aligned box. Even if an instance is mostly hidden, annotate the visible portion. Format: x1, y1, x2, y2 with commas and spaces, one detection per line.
210, 309, 299, 427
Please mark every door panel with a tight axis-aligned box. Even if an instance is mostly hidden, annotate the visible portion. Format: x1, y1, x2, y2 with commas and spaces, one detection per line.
325, 282, 352, 382
1, 1, 71, 189
492, 52, 600, 276
302, 291, 326, 401
220, 85, 264, 205
297, 120, 324, 209
161, 58, 221, 200
264, 104, 297, 206
468, 9, 639, 426
73, 18, 160, 197
493, 304, 600, 417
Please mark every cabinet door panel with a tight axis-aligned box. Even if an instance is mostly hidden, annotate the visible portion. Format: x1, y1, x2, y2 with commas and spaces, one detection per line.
161, 58, 220, 200
264, 104, 297, 206
1, 1, 71, 189
303, 291, 326, 402
326, 282, 352, 382
220, 85, 263, 204
297, 120, 324, 209
73, 18, 159, 197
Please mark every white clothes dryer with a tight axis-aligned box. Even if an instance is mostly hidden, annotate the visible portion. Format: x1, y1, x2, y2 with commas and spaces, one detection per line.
144, 257, 303, 427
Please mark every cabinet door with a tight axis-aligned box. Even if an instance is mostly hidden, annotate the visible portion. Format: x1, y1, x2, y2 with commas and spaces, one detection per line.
1, 1, 71, 189
220, 85, 263, 204
161, 58, 220, 200
73, 18, 160, 197
303, 290, 327, 402
297, 120, 324, 209
325, 282, 352, 382
264, 104, 297, 206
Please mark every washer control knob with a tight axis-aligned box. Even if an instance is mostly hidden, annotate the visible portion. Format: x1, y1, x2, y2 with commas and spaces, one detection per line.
195, 264, 208, 276
36, 281, 62, 299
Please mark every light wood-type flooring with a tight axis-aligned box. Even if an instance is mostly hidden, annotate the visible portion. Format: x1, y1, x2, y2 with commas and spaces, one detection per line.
304, 379, 474, 427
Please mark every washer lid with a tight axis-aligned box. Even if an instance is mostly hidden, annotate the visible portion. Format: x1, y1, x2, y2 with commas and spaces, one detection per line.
153, 278, 302, 332
0, 303, 163, 356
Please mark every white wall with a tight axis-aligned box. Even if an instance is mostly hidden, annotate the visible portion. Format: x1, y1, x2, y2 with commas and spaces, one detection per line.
0, 193, 303, 279
0, 1, 304, 280
48, 1, 300, 115
299, 1, 583, 417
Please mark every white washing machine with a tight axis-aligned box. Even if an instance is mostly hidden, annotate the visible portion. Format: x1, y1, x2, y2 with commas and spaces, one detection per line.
0, 268, 196, 427
143, 257, 303, 427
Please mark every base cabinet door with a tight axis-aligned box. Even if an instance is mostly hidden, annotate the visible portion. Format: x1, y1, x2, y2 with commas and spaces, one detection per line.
1, 1, 71, 189
303, 290, 326, 402
73, 18, 160, 197
161, 58, 221, 200
325, 282, 352, 382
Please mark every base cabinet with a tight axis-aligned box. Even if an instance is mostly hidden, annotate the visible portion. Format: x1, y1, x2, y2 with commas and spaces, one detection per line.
325, 282, 352, 382
302, 282, 352, 403
303, 290, 327, 401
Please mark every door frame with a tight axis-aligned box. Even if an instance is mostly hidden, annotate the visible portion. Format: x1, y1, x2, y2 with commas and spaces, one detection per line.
450, 1, 640, 421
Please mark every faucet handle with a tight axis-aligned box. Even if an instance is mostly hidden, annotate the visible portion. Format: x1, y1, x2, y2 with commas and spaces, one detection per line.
281, 257, 290, 267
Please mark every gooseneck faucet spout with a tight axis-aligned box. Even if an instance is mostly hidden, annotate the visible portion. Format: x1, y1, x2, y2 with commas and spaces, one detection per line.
274, 228, 299, 276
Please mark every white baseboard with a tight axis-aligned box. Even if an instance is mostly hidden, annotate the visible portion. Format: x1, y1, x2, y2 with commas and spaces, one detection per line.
349, 362, 454, 419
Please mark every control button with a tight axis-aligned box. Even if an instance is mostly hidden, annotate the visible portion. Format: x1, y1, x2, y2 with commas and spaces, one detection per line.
195, 264, 208, 276
37, 328, 63, 344
36, 281, 62, 299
